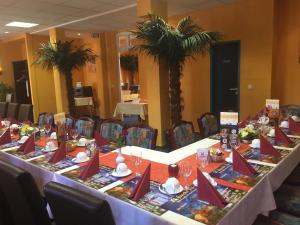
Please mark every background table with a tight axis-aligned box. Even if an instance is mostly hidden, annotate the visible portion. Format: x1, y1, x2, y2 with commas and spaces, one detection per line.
113, 102, 148, 120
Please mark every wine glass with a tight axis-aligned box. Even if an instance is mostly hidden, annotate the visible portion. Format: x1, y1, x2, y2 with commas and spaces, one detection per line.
44, 124, 51, 141
179, 161, 192, 190
130, 149, 143, 177
70, 129, 79, 142
86, 141, 96, 157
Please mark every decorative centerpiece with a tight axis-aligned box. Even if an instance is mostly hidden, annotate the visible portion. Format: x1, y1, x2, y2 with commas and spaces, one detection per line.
209, 148, 224, 162
20, 124, 38, 137
239, 124, 259, 142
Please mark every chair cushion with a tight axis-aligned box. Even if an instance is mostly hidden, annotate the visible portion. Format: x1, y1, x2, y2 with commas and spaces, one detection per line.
275, 184, 300, 217
100, 122, 123, 143
201, 114, 218, 137
173, 123, 195, 148
75, 119, 94, 138
126, 127, 155, 149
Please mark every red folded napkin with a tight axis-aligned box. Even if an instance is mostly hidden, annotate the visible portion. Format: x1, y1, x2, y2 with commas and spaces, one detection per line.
48, 141, 66, 164
232, 148, 257, 177
288, 117, 300, 134
129, 163, 151, 202
94, 131, 110, 147
238, 120, 247, 128
197, 168, 226, 208
80, 151, 99, 181
260, 135, 281, 157
0, 129, 11, 146
18, 135, 35, 155
275, 126, 293, 145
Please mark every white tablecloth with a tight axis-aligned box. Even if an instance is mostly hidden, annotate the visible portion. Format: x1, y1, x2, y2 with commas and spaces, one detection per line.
113, 102, 148, 120
0, 138, 299, 225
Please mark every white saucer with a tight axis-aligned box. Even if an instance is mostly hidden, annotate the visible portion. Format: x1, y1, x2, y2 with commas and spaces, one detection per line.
71, 157, 90, 164
225, 157, 233, 163
193, 177, 217, 187
249, 144, 260, 149
159, 184, 184, 195
77, 143, 87, 147
111, 169, 132, 177
279, 126, 289, 129
42, 147, 58, 152
267, 134, 275, 138
18, 139, 28, 144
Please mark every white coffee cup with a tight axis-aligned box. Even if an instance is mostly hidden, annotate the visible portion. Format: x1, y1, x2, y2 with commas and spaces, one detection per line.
165, 177, 180, 194
251, 139, 260, 148
78, 138, 87, 146
268, 128, 275, 137
45, 141, 55, 151
10, 124, 19, 129
50, 132, 57, 140
76, 152, 88, 162
116, 163, 128, 175
280, 121, 289, 128
292, 115, 300, 122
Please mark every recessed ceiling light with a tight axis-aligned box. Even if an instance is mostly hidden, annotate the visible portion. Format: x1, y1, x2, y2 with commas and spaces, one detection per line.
77, 33, 81, 36
4, 32, 9, 34
5, 21, 38, 28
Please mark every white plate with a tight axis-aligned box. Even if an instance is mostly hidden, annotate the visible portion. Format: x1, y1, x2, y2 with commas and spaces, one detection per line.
159, 184, 184, 195
71, 157, 90, 164
42, 147, 58, 153
111, 169, 132, 177
225, 157, 232, 163
249, 144, 260, 149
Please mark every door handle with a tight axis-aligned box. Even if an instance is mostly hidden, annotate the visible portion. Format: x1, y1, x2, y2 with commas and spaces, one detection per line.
25, 80, 29, 97
228, 88, 238, 91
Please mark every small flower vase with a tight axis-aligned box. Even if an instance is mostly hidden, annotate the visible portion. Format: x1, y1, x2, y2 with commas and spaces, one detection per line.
116, 148, 125, 165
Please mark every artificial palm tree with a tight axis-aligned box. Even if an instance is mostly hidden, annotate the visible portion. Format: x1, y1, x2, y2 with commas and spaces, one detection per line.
134, 15, 220, 124
35, 40, 95, 116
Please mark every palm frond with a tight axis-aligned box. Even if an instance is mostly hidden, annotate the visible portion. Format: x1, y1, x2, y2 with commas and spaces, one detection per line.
176, 16, 200, 37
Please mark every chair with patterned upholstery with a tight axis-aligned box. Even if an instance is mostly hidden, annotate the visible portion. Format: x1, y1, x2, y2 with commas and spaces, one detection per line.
65, 117, 75, 130
6, 103, 19, 121
75, 117, 95, 139
0, 102, 8, 118
197, 113, 219, 138
17, 104, 33, 122
125, 125, 157, 149
167, 121, 200, 150
99, 119, 124, 143
38, 112, 54, 127
280, 105, 300, 117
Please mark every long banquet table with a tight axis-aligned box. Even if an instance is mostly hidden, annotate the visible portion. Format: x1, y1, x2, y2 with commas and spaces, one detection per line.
0, 135, 299, 225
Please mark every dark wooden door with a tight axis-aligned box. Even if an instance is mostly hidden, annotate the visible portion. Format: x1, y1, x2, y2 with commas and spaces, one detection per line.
211, 41, 240, 116
13, 60, 32, 104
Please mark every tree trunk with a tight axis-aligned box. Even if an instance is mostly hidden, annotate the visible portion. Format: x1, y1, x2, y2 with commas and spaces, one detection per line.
169, 62, 182, 125
64, 72, 76, 116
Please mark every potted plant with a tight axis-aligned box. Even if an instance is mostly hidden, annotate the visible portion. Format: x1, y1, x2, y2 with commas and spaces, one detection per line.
0, 82, 14, 102
34, 40, 95, 116
134, 15, 220, 124
120, 54, 138, 85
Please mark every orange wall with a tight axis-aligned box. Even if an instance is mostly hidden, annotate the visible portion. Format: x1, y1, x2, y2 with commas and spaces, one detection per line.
272, 0, 300, 105
168, 0, 274, 128
0, 38, 27, 88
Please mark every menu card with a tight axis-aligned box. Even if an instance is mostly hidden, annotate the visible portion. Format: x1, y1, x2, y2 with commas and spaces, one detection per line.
220, 112, 239, 150
266, 99, 279, 119
54, 112, 66, 145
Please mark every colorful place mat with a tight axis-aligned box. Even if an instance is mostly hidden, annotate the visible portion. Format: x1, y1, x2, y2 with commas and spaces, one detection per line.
266, 136, 300, 149
242, 148, 290, 164
210, 163, 272, 189
62, 165, 120, 190
29, 156, 75, 172
0, 141, 20, 150
5, 146, 45, 160
106, 177, 246, 225
281, 128, 300, 138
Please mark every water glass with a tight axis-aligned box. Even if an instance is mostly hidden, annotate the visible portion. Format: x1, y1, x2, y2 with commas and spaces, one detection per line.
179, 161, 192, 190
130, 149, 143, 177
70, 129, 79, 141
229, 134, 240, 150
196, 148, 209, 169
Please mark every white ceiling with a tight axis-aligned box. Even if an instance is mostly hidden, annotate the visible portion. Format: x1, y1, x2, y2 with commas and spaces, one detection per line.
0, 0, 239, 39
